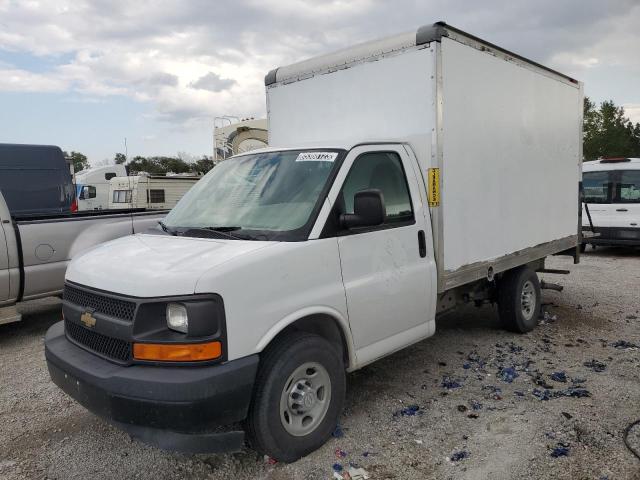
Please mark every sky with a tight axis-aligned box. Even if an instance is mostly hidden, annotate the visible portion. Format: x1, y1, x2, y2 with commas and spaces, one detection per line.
1, 0, 639, 165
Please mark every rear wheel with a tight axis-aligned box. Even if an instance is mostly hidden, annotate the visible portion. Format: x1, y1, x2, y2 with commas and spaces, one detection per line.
497, 266, 541, 333
245, 331, 345, 463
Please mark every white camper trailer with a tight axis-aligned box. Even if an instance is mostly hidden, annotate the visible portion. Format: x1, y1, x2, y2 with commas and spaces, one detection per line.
108, 175, 200, 210
76, 164, 127, 210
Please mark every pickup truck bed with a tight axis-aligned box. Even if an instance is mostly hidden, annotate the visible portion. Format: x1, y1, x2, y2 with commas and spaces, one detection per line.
1, 189, 167, 324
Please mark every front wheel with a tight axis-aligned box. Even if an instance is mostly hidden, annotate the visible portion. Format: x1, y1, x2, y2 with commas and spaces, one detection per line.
245, 332, 346, 463
497, 266, 541, 333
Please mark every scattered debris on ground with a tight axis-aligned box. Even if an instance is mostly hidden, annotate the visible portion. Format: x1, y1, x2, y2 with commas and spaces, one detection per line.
449, 450, 470, 462
550, 443, 571, 458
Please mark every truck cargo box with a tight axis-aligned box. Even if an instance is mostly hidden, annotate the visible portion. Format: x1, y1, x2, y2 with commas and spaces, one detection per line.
266, 22, 582, 292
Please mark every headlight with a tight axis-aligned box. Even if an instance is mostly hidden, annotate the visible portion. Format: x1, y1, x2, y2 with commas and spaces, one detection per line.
166, 303, 188, 333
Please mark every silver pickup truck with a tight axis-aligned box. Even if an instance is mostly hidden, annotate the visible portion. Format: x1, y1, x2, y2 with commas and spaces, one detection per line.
0, 189, 166, 324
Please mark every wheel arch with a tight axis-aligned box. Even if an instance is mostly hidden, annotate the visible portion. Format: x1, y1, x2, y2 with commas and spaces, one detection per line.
255, 307, 356, 370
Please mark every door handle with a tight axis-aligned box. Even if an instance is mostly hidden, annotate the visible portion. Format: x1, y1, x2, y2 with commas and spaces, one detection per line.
418, 230, 427, 258
616, 208, 628, 212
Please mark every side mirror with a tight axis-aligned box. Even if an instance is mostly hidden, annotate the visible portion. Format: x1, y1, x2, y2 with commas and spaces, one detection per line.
340, 189, 386, 229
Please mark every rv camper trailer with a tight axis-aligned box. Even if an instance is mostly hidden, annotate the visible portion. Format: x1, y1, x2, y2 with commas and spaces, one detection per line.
108, 174, 200, 210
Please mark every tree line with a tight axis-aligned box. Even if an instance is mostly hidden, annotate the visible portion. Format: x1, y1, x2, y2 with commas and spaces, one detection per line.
64, 151, 215, 175
583, 98, 640, 160
65, 96, 640, 173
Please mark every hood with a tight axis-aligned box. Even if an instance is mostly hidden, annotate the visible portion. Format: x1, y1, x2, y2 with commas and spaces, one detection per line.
66, 233, 275, 297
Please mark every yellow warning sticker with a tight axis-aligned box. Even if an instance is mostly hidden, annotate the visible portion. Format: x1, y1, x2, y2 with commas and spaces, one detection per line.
427, 168, 440, 207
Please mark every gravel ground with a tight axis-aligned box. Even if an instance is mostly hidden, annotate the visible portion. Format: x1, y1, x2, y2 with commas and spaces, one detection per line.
1, 248, 639, 480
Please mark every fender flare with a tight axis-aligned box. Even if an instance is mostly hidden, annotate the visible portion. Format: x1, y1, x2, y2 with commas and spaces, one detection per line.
255, 306, 357, 370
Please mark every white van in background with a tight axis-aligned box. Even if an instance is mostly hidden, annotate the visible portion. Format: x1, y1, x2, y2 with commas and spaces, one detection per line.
76, 164, 127, 210
582, 157, 640, 249
109, 174, 200, 210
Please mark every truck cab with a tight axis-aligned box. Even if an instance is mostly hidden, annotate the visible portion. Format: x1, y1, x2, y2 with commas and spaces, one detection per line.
76, 164, 127, 211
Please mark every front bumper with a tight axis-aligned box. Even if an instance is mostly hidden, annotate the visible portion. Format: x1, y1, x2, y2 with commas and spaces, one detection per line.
45, 321, 259, 452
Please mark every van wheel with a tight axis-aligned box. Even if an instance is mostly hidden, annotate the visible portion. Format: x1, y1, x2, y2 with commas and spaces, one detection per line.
497, 267, 541, 333
245, 332, 345, 463
580, 243, 586, 253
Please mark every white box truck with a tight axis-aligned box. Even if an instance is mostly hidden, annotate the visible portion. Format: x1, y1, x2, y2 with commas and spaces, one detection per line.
44, 22, 583, 462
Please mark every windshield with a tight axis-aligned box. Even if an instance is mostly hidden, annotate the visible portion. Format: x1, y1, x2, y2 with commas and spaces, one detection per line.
163, 149, 343, 241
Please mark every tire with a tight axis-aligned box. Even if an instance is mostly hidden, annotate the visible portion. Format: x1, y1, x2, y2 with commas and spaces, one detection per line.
245, 331, 346, 463
497, 266, 541, 333
580, 243, 586, 253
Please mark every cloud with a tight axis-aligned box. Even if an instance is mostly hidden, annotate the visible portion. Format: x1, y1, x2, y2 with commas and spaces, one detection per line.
0, 67, 68, 92
624, 104, 640, 125
189, 72, 236, 92
0, 0, 638, 128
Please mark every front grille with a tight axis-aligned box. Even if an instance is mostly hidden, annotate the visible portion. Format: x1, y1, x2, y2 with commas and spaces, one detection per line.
64, 284, 136, 321
65, 319, 131, 363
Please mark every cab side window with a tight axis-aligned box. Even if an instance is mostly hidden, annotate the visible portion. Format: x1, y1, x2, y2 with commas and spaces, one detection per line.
341, 152, 413, 224
79, 186, 96, 199
583, 171, 611, 203
617, 170, 640, 203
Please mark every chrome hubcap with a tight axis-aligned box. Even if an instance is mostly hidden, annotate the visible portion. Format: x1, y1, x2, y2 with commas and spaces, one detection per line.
521, 280, 536, 321
279, 362, 331, 437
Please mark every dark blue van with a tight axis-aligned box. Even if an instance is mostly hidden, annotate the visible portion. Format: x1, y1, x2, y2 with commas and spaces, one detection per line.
0, 144, 75, 217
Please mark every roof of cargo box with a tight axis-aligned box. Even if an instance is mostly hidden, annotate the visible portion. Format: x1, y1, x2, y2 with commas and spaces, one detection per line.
265, 21, 578, 87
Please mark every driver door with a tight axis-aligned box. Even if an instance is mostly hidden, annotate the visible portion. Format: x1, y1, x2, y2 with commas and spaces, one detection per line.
321, 145, 437, 366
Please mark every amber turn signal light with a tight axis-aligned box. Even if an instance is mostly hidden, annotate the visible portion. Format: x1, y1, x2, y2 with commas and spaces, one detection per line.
133, 341, 222, 362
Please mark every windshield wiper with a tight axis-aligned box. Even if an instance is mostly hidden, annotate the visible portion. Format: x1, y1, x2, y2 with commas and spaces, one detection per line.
158, 220, 176, 236
179, 226, 252, 240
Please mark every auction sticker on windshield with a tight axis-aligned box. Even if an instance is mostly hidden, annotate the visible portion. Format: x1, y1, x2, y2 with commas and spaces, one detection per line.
295, 152, 338, 162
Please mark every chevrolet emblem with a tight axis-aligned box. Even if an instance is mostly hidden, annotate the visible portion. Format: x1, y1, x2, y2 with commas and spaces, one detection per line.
80, 311, 96, 328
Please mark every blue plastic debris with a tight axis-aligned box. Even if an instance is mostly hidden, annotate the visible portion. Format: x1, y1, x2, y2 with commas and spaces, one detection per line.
450, 450, 470, 462
441, 376, 463, 389
562, 387, 591, 398
508, 343, 523, 353
550, 443, 570, 458
532, 388, 553, 401
470, 400, 483, 410
332, 425, 345, 438
463, 363, 471, 370
583, 359, 606, 372
394, 405, 423, 417
612, 340, 639, 349
550, 371, 568, 383
332, 463, 344, 472
533, 387, 590, 400
514, 391, 525, 397
498, 366, 519, 383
